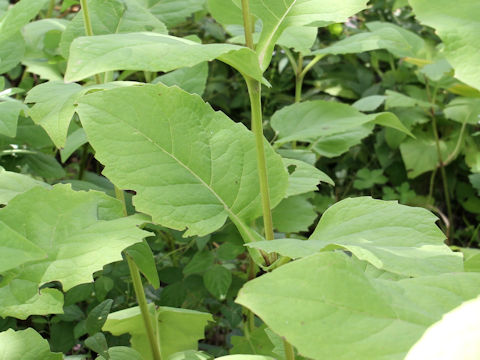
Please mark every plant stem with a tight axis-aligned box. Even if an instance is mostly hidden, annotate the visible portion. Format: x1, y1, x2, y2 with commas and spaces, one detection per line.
126, 255, 162, 360
79, 0, 102, 84
245, 77, 275, 242
241, 0, 254, 50
294, 53, 304, 103
46, 0, 55, 18
283, 339, 296, 360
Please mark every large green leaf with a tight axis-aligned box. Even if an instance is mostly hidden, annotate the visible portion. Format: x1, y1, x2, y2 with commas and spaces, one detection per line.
0, 0, 49, 73
65, 33, 262, 82
154, 62, 208, 96
248, 197, 462, 277
315, 21, 425, 58
59, 0, 167, 58
0, 100, 25, 137
406, 295, 480, 360
249, 0, 368, 69
0, 184, 149, 291
409, 0, 480, 90
271, 100, 411, 145
0, 328, 62, 360
0, 167, 50, 205
135, 0, 205, 27
237, 252, 480, 360
103, 304, 213, 360
77, 84, 288, 239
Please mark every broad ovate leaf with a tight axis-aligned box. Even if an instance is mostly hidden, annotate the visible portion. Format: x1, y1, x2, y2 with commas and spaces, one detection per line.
0, 328, 62, 360
409, 0, 480, 90
283, 158, 333, 197
0, 184, 149, 291
250, 0, 369, 69
271, 100, 411, 146
248, 197, 462, 277
103, 304, 213, 360
77, 84, 288, 238
65, 33, 263, 82
406, 295, 480, 360
237, 252, 480, 360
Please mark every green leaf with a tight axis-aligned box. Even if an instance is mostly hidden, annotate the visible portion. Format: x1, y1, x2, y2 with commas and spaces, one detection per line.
168, 350, 212, 360
65, 33, 263, 82
444, 98, 480, 125
154, 62, 208, 96
236, 252, 480, 360
230, 325, 275, 357
283, 158, 333, 198
271, 100, 411, 145
0, 0, 50, 73
217, 357, 274, 360
86, 300, 114, 335
272, 194, 317, 233
103, 347, 144, 360
59, 0, 167, 58
406, 295, 480, 360
352, 95, 386, 112
0, 184, 149, 291
139, 0, 205, 28
409, 0, 480, 90
0, 328, 62, 360
315, 21, 425, 58
184, 250, 215, 276
353, 168, 388, 190
103, 304, 213, 360
60, 128, 88, 163
248, 197, 462, 277
203, 265, 232, 300
0, 100, 25, 137
77, 84, 287, 239
25, 81, 83, 148
0, 167, 50, 205
85, 332, 109, 359
125, 241, 160, 288
0, 279, 63, 319
249, 0, 368, 69
22, 151, 66, 179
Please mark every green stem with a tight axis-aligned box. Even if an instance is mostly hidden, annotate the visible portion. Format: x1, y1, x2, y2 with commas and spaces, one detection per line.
241, 0, 254, 50
245, 77, 275, 243
78, 144, 89, 180
46, 0, 55, 18
283, 339, 296, 360
294, 53, 304, 103
126, 256, 162, 360
79, 0, 102, 84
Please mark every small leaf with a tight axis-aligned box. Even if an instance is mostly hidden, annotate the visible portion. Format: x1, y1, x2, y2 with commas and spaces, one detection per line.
184, 250, 215, 276
125, 241, 160, 288
353, 168, 388, 190
0, 167, 50, 205
272, 194, 317, 233
283, 158, 333, 198
101, 347, 144, 360
203, 265, 232, 300
86, 300, 114, 336
85, 332, 109, 359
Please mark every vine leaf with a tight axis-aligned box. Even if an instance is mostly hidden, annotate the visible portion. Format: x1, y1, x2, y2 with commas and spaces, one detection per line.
77, 84, 288, 238
247, 197, 462, 277
237, 252, 480, 360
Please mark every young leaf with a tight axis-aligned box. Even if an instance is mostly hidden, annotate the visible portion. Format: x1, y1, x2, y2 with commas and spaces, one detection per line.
272, 194, 317, 233
249, 0, 369, 69
0, 328, 62, 360
85, 332, 109, 359
353, 168, 388, 190
100, 347, 144, 360
103, 304, 213, 360
406, 295, 480, 360
65, 33, 263, 82
248, 197, 462, 276
125, 241, 160, 288
409, 0, 480, 90
203, 265, 232, 300
77, 84, 288, 238
0, 184, 150, 291
237, 252, 480, 360
86, 300, 114, 335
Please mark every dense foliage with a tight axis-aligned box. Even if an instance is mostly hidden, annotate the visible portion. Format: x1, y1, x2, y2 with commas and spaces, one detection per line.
0, 0, 479, 359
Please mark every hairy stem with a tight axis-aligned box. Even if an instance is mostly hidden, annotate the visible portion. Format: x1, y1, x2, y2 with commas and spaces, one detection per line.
79, 0, 102, 84
126, 255, 162, 360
